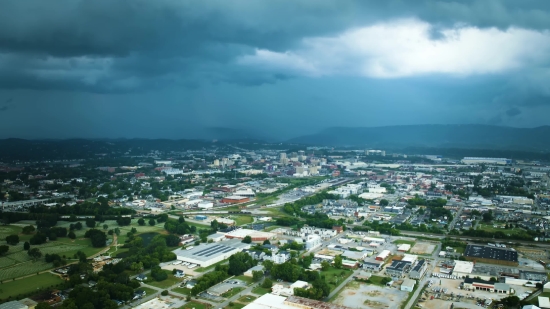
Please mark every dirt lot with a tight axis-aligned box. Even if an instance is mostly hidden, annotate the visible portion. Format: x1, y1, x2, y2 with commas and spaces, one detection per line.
411, 242, 436, 255
317, 248, 342, 257
332, 281, 409, 309
420, 277, 536, 309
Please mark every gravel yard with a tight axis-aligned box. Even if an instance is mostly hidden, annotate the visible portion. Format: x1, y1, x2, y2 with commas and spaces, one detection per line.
332, 281, 409, 309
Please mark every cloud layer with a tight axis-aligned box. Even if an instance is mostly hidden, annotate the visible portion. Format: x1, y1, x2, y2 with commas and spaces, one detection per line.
238, 19, 550, 78
1, 1, 550, 92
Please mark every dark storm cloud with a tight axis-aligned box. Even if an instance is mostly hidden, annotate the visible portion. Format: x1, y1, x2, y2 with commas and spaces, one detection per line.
506, 107, 522, 117
1, 0, 550, 92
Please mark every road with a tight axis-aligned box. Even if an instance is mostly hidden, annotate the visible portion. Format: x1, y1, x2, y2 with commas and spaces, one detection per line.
403, 242, 441, 309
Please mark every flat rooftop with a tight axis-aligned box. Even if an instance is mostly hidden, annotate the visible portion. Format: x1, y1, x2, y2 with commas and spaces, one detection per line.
464, 245, 518, 262
172, 239, 248, 262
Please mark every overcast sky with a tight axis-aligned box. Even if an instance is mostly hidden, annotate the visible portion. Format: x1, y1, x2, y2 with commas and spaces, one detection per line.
1, 0, 550, 139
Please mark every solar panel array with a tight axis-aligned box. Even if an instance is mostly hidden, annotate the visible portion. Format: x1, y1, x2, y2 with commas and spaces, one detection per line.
194, 244, 235, 257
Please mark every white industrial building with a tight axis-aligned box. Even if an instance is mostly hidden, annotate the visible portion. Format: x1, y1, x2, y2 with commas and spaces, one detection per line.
197, 201, 214, 209
376, 250, 391, 261
305, 234, 322, 250
172, 239, 249, 267
401, 279, 416, 292
461, 157, 511, 165
452, 260, 474, 278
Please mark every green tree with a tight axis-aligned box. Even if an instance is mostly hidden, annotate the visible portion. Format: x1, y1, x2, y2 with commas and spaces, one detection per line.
35, 302, 53, 309
482, 211, 493, 223
210, 220, 219, 232
138, 218, 145, 226
22, 225, 35, 234
321, 261, 330, 271
28, 247, 42, 259
6, 234, 19, 245
85, 218, 96, 228
263, 239, 271, 245
261, 278, 273, 289
228, 252, 257, 275
103, 224, 108, 230
379, 199, 389, 206
0, 245, 9, 256
252, 270, 263, 282
23, 241, 30, 250
68, 231, 76, 239
334, 255, 343, 269
149, 218, 156, 226
242, 235, 252, 244
263, 260, 274, 272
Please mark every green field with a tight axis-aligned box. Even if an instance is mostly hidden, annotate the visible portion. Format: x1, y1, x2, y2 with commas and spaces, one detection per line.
227, 303, 245, 309
179, 301, 210, 309
137, 287, 158, 297
322, 267, 353, 291
172, 287, 191, 295
146, 271, 184, 289
264, 225, 282, 232
234, 276, 254, 285
222, 287, 245, 298
251, 287, 270, 295
237, 295, 256, 304
367, 275, 392, 287
393, 239, 416, 246
0, 223, 112, 281
231, 216, 253, 226
0, 273, 64, 300
477, 224, 528, 236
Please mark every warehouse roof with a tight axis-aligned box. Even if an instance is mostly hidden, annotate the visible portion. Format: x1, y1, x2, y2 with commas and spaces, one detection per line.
464, 245, 518, 262
172, 239, 248, 262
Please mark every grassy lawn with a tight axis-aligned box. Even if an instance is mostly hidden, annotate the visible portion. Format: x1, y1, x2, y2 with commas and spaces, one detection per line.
137, 287, 158, 296
234, 275, 254, 285
185, 222, 211, 231
367, 275, 392, 287
264, 225, 282, 232
222, 287, 245, 298
251, 287, 271, 295
0, 273, 64, 300
179, 301, 211, 309
172, 287, 192, 295
232, 216, 253, 226
146, 271, 183, 289
195, 259, 228, 273
237, 295, 256, 304
321, 267, 353, 291
227, 303, 245, 309
477, 224, 527, 236
393, 239, 416, 246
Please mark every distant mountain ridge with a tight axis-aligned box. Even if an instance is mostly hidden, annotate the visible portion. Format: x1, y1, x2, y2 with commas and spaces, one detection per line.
288, 124, 550, 151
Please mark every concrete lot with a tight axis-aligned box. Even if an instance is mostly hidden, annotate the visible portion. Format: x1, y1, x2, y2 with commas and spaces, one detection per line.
421, 277, 536, 309
332, 281, 409, 309
161, 264, 201, 277
411, 242, 436, 255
